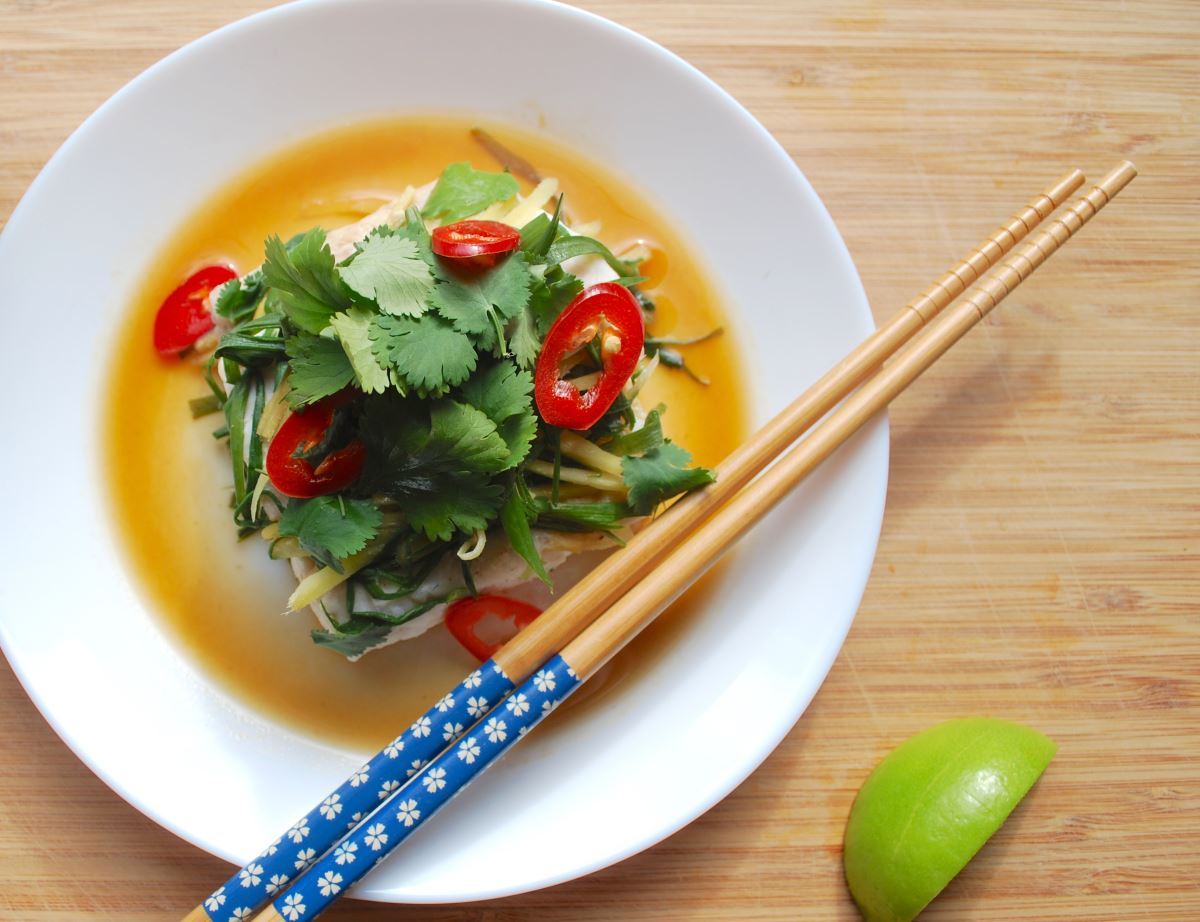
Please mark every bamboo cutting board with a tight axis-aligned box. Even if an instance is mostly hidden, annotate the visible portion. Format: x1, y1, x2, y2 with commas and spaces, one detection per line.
1, 1, 1197, 919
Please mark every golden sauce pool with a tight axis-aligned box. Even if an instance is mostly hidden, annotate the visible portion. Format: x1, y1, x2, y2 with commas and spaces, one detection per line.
105, 118, 749, 752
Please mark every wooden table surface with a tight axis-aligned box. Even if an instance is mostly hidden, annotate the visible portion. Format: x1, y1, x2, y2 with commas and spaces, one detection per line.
2, 1, 1196, 919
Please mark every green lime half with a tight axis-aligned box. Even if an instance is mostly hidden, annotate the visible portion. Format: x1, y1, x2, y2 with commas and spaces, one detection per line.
843, 717, 1056, 922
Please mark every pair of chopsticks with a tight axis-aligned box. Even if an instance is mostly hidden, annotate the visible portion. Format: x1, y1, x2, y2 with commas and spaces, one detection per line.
184, 161, 1136, 922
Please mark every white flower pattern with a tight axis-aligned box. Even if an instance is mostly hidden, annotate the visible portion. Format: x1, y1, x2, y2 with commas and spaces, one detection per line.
204, 887, 226, 911
364, 823, 388, 851
334, 841, 358, 865
466, 695, 488, 717
317, 870, 343, 898
349, 763, 371, 785
265, 873, 289, 895
506, 693, 530, 716
422, 766, 447, 793
229, 909, 252, 921
457, 737, 482, 764
286, 817, 310, 843
406, 758, 425, 778
293, 847, 316, 871
533, 669, 556, 692
396, 798, 421, 827
410, 715, 432, 737
377, 779, 400, 800
281, 892, 306, 920
484, 717, 507, 743
384, 735, 405, 759
319, 794, 342, 820
442, 721, 464, 741
436, 693, 455, 712
464, 669, 483, 688
238, 863, 263, 888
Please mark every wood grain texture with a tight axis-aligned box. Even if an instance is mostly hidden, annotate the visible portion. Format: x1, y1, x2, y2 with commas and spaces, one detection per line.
1, 1, 1196, 920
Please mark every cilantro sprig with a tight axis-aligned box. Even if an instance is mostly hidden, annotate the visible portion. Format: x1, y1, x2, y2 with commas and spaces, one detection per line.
278, 496, 383, 571
422, 162, 519, 223
622, 441, 717, 515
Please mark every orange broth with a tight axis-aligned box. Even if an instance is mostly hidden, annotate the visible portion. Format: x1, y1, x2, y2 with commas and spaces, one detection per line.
105, 118, 748, 751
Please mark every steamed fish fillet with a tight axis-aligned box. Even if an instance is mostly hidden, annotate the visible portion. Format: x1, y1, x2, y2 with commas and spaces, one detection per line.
323, 183, 424, 261
219, 182, 626, 657
292, 528, 617, 659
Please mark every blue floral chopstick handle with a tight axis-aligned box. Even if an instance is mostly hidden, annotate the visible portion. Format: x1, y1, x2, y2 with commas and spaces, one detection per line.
269, 656, 580, 920
200, 662, 514, 921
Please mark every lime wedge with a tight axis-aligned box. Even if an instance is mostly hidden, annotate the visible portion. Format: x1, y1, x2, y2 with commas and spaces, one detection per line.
843, 717, 1056, 921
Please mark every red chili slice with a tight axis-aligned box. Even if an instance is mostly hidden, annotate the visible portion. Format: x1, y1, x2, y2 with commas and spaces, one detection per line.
444, 594, 543, 662
152, 264, 238, 356
534, 282, 645, 430
431, 220, 521, 261
266, 391, 365, 499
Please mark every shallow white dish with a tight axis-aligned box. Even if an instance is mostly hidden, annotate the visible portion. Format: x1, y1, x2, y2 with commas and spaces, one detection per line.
0, 0, 886, 903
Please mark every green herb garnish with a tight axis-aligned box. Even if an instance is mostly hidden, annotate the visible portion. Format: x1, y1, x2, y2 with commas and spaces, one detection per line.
422, 161, 519, 223
197, 168, 719, 658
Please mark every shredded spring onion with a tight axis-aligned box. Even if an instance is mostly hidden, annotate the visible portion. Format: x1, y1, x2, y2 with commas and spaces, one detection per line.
457, 529, 487, 561
559, 431, 625, 478
527, 460, 626, 493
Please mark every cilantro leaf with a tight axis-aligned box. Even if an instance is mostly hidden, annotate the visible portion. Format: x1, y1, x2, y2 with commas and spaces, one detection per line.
339, 235, 433, 317
370, 313, 477, 396
509, 307, 541, 370
429, 251, 532, 347
330, 307, 390, 394
284, 333, 355, 408
422, 162, 519, 223
498, 413, 540, 467
277, 496, 382, 570
311, 621, 393, 658
262, 229, 352, 333
459, 359, 536, 468
358, 396, 510, 540
213, 270, 264, 325
458, 359, 532, 430
621, 441, 716, 515
405, 480, 506, 542
529, 266, 583, 336
424, 399, 513, 473
390, 206, 451, 278
605, 407, 665, 455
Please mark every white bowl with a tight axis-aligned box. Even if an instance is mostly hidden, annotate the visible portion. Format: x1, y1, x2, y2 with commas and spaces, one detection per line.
0, 0, 886, 903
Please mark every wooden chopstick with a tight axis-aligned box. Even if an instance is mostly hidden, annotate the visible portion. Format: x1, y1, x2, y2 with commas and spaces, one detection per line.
182, 168, 1085, 922
240, 162, 1134, 922
493, 167, 1086, 681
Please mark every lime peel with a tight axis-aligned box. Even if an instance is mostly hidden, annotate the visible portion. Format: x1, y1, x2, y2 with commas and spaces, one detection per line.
843, 717, 1056, 922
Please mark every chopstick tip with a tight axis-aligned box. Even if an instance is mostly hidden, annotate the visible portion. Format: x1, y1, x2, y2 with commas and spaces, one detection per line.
1099, 161, 1138, 197
1048, 168, 1088, 206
